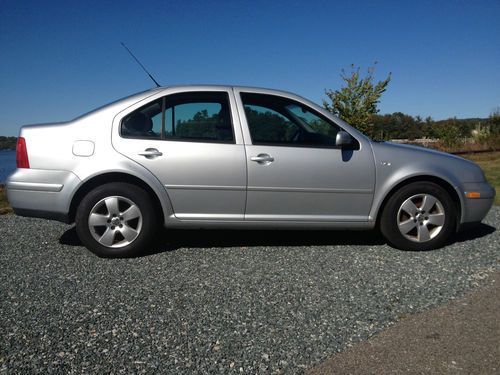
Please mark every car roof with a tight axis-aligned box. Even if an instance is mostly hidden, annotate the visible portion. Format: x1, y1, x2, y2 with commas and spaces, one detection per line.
153, 84, 296, 94
76, 85, 315, 123
149, 84, 311, 103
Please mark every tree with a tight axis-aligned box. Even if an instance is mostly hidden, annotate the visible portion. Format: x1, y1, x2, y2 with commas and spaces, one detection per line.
482, 107, 500, 150
323, 63, 391, 138
371, 112, 420, 140
433, 118, 463, 148
0, 136, 17, 150
489, 107, 500, 128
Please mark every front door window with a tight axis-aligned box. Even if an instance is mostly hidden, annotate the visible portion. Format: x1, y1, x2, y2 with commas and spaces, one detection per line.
241, 92, 342, 148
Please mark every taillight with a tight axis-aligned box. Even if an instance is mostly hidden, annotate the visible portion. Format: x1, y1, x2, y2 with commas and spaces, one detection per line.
16, 137, 30, 168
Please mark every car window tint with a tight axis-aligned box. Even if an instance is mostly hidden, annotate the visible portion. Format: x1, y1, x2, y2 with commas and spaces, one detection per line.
121, 92, 234, 143
285, 103, 339, 140
121, 100, 162, 139
166, 101, 232, 142
241, 92, 340, 147
244, 104, 299, 144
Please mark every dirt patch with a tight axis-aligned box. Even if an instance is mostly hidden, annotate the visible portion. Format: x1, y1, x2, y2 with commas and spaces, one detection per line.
308, 270, 500, 374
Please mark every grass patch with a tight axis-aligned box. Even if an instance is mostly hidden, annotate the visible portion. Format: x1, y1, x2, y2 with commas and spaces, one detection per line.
460, 151, 500, 205
0, 185, 13, 215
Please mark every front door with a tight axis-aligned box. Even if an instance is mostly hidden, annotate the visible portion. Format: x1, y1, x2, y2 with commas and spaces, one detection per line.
237, 91, 375, 222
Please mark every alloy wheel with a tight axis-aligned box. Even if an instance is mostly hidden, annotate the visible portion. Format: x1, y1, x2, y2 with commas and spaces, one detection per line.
397, 193, 446, 243
87, 196, 143, 248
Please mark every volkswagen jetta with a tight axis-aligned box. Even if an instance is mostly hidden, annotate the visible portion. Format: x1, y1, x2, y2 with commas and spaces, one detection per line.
6, 86, 495, 256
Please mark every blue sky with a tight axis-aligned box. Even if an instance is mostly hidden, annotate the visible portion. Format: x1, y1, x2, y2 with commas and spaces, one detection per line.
0, 0, 499, 136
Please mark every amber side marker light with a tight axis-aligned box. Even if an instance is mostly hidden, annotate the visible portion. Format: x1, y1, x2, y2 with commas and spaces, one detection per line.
465, 192, 481, 199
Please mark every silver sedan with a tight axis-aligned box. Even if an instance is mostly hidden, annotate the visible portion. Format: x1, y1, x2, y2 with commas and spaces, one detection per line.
6, 86, 495, 256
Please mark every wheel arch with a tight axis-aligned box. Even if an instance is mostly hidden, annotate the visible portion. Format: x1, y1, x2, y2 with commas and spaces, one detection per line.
374, 175, 463, 231
68, 172, 167, 224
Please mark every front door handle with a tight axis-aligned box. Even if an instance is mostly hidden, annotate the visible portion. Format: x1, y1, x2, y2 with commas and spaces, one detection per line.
250, 153, 274, 164
138, 148, 163, 159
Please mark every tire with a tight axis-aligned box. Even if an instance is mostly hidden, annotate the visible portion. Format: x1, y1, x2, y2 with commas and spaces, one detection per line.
75, 182, 157, 257
380, 182, 457, 251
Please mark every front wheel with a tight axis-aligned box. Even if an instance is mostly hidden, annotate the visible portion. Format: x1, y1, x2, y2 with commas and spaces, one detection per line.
75, 182, 157, 257
380, 182, 457, 251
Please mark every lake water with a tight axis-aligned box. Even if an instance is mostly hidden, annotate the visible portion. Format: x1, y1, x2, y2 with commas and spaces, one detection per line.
0, 150, 16, 184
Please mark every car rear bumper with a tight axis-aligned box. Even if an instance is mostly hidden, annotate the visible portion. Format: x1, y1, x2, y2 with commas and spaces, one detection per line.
6, 169, 81, 223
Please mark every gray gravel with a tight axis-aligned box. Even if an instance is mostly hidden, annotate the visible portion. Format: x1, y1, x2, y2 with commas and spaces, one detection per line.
1, 208, 499, 374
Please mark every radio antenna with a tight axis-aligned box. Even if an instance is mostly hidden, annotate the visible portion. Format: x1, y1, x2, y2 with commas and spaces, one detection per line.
120, 42, 161, 87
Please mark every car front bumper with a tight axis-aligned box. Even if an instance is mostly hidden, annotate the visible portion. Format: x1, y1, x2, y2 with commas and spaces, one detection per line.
6, 169, 81, 223
460, 181, 496, 225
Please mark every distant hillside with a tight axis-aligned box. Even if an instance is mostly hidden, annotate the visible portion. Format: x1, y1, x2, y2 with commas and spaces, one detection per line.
0, 136, 17, 150
432, 117, 489, 126
371, 113, 491, 140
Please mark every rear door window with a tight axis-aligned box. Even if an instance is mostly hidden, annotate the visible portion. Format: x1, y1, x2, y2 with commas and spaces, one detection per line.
121, 92, 234, 143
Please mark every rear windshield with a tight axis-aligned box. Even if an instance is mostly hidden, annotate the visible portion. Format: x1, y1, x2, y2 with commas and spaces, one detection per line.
72, 89, 156, 121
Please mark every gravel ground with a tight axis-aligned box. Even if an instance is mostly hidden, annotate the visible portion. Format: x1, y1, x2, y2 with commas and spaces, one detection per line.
1, 208, 499, 374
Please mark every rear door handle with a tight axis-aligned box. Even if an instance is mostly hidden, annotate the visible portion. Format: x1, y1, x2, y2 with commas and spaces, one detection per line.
138, 148, 163, 159
250, 153, 274, 164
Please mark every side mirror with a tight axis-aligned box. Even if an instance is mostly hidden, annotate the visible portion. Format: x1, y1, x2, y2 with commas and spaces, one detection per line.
335, 130, 353, 147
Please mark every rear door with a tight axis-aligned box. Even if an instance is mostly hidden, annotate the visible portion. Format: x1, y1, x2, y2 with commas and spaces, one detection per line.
113, 89, 247, 221
235, 91, 375, 222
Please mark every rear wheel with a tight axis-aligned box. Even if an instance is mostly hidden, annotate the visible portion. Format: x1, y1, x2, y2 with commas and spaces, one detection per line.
380, 182, 457, 250
76, 182, 157, 257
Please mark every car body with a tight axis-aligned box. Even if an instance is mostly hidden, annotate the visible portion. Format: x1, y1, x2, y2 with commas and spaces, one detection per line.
6, 85, 495, 256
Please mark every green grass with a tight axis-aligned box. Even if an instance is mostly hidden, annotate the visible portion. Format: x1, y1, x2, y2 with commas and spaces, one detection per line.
0, 152, 498, 215
460, 151, 500, 205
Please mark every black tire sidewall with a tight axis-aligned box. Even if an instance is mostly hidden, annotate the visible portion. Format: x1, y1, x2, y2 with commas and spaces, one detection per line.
381, 182, 456, 251
75, 182, 157, 257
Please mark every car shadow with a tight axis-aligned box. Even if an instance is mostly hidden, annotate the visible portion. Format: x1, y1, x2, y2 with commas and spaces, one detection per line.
59, 226, 386, 255
59, 222, 496, 257
453, 223, 496, 243
141, 228, 387, 256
